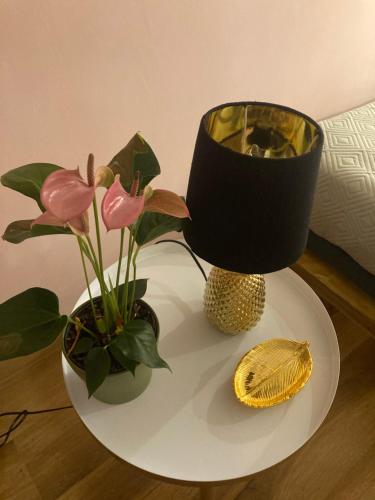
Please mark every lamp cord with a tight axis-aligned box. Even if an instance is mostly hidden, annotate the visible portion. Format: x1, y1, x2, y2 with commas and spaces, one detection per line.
155, 239, 207, 281
0, 239, 205, 448
0, 406, 73, 448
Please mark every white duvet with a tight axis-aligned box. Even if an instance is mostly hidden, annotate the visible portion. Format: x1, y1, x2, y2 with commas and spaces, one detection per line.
310, 101, 375, 275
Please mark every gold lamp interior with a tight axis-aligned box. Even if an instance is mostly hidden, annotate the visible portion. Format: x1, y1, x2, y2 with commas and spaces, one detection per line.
205, 103, 320, 159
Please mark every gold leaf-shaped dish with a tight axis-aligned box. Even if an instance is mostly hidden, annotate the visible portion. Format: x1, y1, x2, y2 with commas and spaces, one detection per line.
233, 338, 313, 408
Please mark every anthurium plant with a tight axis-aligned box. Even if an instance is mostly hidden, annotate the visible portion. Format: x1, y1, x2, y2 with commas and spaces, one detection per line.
0, 134, 189, 397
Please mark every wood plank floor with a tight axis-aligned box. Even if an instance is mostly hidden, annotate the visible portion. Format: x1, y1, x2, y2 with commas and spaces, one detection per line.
1, 307, 375, 500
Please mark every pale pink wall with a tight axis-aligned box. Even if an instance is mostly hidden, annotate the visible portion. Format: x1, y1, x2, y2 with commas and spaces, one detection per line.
1, 0, 375, 311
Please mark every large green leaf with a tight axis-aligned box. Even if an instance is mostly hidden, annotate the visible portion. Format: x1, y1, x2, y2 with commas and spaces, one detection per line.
108, 133, 160, 191
85, 346, 111, 397
0, 288, 67, 361
111, 319, 170, 370
109, 343, 138, 375
2, 219, 72, 244
135, 212, 184, 246
1, 163, 62, 211
133, 151, 160, 190
73, 337, 94, 355
117, 278, 148, 304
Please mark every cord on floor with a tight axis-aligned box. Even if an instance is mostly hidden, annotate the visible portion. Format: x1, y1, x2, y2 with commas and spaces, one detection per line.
0, 406, 72, 448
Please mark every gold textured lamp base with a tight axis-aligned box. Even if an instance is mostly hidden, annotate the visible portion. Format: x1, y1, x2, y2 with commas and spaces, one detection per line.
203, 267, 265, 335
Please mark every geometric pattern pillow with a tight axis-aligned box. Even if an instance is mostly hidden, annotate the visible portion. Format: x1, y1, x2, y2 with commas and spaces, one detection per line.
310, 101, 375, 275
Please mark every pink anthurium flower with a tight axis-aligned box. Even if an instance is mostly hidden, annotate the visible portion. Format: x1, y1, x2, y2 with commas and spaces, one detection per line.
41, 168, 95, 221
101, 175, 145, 231
33, 208, 90, 236
32, 168, 95, 235
32, 155, 112, 236
144, 189, 190, 219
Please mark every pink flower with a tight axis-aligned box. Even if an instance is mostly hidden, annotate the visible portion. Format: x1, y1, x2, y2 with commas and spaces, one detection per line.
32, 155, 113, 236
33, 208, 90, 235
33, 168, 95, 235
101, 175, 145, 231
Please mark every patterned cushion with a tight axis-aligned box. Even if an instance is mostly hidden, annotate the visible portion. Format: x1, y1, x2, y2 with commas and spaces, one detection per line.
310, 101, 375, 275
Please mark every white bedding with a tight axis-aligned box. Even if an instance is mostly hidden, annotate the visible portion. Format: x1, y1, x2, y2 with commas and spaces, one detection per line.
310, 101, 375, 275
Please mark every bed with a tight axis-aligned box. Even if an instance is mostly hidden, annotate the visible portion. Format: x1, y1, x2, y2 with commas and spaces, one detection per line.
291, 101, 375, 337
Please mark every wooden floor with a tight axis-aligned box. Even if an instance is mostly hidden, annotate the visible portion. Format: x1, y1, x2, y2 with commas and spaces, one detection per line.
1, 306, 375, 500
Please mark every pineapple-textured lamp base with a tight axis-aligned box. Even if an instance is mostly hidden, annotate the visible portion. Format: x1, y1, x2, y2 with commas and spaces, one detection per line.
203, 267, 265, 335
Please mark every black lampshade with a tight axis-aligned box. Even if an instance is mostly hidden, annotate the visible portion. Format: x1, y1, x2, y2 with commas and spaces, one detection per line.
183, 102, 324, 274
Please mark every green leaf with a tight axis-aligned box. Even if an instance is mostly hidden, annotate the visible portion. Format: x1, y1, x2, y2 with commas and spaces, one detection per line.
108, 133, 160, 191
2, 219, 72, 244
112, 319, 170, 370
133, 150, 160, 190
1, 163, 62, 211
109, 343, 138, 375
135, 212, 184, 246
73, 337, 94, 354
0, 288, 67, 361
85, 347, 111, 397
117, 279, 148, 304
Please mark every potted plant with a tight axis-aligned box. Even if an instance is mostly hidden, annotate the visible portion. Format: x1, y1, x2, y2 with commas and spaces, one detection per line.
0, 134, 190, 404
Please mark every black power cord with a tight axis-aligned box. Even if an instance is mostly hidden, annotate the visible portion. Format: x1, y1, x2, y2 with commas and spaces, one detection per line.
0, 406, 72, 448
0, 239, 204, 448
155, 239, 207, 281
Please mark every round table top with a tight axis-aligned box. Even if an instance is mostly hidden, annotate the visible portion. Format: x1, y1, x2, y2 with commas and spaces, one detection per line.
62, 242, 340, 484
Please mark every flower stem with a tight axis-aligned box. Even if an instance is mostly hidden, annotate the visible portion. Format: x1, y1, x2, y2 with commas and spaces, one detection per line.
77, 236, 97, 323
85, 236, 101, 277
92, 194, 104, 277
124, 217, 142, 321
67, 316, 97, 339
122, 229, 134, 321
86, 234, 110, 332
79, 238, 97, 271
128, 244, 140, 320
115, 228, 125, 296
86, 236, 110, 294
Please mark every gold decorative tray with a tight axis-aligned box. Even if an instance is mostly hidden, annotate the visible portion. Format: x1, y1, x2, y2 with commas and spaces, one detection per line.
233, 338, 313, 408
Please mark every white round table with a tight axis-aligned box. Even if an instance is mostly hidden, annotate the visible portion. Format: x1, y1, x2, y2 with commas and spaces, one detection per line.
62, 242, 340, 497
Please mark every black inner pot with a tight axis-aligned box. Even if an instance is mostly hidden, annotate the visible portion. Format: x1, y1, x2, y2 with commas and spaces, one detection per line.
64, 297, 159, 374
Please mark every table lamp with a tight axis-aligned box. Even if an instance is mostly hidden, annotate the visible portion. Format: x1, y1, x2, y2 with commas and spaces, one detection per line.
183, 102, 323, 334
